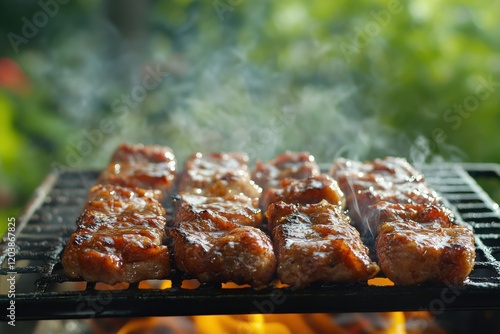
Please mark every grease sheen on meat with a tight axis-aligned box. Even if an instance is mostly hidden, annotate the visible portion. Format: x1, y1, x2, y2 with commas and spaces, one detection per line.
173, 193, 262, 227
97, 143, 176, 198
376, 220, 475, 285
252, 151, 321, 191
267, 200, 379, 288
178, 152, 261, 198
260, 174, 345, 211
330, 157, 442, 230
331, 157, 425, 185
170, 210, 276, 288
62, 184, 170, 284
361, 202, 454, 237
331, 156, 475, 285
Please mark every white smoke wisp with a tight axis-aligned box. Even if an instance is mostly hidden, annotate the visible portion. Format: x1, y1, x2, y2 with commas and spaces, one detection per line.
125, 45, 416, 167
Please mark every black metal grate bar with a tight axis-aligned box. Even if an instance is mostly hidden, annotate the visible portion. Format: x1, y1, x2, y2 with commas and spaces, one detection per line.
1, 164, 500, 321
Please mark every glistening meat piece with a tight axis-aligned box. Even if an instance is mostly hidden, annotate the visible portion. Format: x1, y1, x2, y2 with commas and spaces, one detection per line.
331, 157, 425, 187
267, 201, 379, 288
110, 143, 176, 164
360, 202, 454, 238
376, 220, 475, 285
170, 210, 276, 289
346, 182, 442, 229
97, 143, 176, 199
84, 184, 165, 215
252, 151, 320, 191
330, 157, 442, 229
330, 157, 476, 285
62, 184, 170, 284
173, 193, 262, 227
260, 174, 345, 212
177, 152, 261, 198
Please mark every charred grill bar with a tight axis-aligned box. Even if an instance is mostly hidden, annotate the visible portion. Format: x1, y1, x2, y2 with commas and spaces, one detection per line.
1, 163, 500, 321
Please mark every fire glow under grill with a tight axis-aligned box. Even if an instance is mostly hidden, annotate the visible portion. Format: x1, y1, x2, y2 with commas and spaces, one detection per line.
1, 163, 500, 321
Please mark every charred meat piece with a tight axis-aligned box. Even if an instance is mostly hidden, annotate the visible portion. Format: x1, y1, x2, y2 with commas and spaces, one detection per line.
376, 219, 475, 285
252, 151, 320, 191
359, 202, 454, 238
62, 185, 170, 284
331, 157, 424, 186
170, 210, 276, 289
177, 152, 261, 198
85, 184, 165, 214
260, 174, 345, 211
110, 143, 176, 164
97, 143, 176, 198
330, 156, 445, 228
267, 200, 379, 288
331, 157, 476, 285
346, 182, 442, 225
331, 157, 441, 227
173, 193, 262, 227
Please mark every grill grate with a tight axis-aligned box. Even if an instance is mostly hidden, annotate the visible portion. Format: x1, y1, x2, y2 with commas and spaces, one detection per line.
1, 164, 500, 321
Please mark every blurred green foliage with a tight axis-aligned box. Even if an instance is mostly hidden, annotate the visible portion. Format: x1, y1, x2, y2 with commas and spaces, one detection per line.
0, 0, 499, 235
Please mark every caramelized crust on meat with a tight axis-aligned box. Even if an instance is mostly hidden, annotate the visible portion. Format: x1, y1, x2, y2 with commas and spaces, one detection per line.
62, 185, 170, 284
360, 202, 454, 237
376, 220, 475, 285
331, 157, 425, 185
170, 210, 276, 288
330, 157, 475, 285
97, 143, 176, 198
252, 151, 320, 191
173, 193, 262, 227
178, 152, 261, 198
331, 157, 442, 228
260, 174, 345, 211
346, 182, 442, 226
98, 163, 176, 196
351, 182, 440, 207
110, 143, 176, 164
87, 183, 165, 210
268, 201, 379, 288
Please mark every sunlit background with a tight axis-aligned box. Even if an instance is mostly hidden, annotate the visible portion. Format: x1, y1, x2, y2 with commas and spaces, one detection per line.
1, 0, 499, 235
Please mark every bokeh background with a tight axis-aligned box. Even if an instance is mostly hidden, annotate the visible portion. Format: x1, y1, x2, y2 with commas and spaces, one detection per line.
1, 0, 499, 236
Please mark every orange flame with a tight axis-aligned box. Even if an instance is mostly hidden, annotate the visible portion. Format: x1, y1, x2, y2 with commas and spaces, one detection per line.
114, 311, 446, 334
86, 279, 442, 334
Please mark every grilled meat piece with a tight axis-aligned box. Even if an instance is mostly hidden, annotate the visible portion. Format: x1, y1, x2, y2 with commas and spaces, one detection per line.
267, 201, 379, 288
331, 157, 475, 285
252, 151, 320, 191
331, 157, 425, 186
62, 185, 170, 284
360, 202, 454, 238
177, 152, 261, 198
170, 210, 276, 289
346, 182, 442, 226
110, 143, 176, 164
331, 157, 441, 228
376, 219, 475, 285
173, 193, 262, 227
97, 143, 176, 199
85, 184, 165, 214
260, 174, 345, 212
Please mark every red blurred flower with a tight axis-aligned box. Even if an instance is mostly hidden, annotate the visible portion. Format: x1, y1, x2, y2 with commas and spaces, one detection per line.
0, 58, 31, 94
